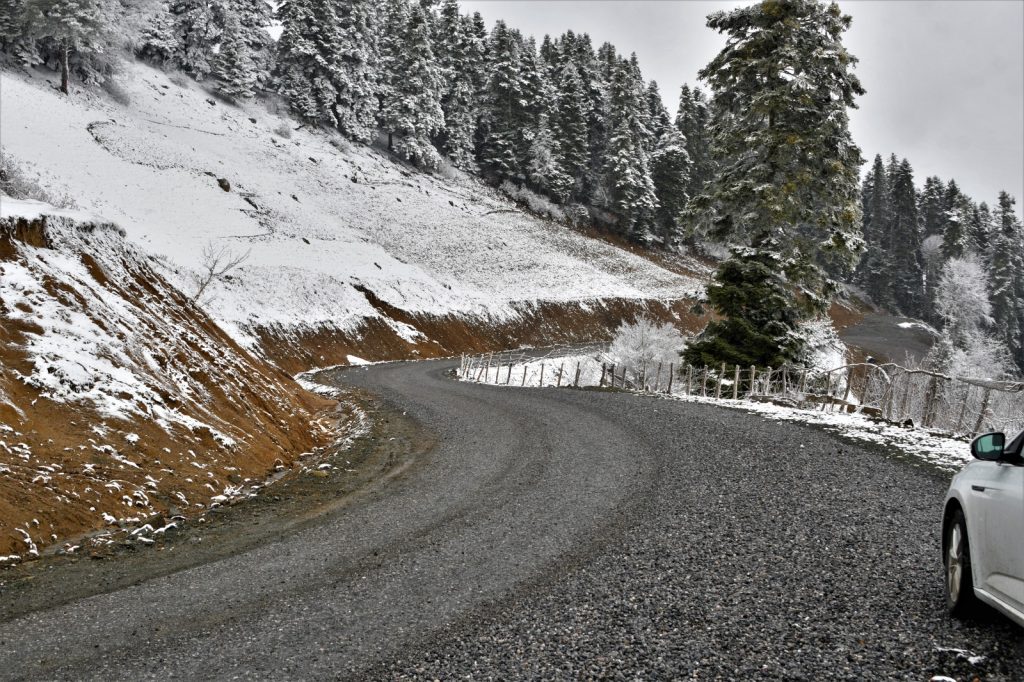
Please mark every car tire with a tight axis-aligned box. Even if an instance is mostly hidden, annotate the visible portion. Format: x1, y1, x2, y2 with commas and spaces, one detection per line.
945, 509, 980, 617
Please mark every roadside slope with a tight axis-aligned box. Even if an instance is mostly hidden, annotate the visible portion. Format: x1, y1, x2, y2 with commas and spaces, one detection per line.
0, 200, 337, 558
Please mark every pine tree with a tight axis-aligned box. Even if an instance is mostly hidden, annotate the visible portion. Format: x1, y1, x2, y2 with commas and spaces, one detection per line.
170, 0, 223, 80
604, 56, 658, 240
683, 246, 805, 367
857, 154, 892, 307
213, 9, 255, 99
435, 0, 476, 167
675, 84, 712, 201
988, 191, 1024, 372
138, 8, 178, 65
919, 176, 946, 237
526, 114, 572, 201
691, 0, 864, 365
229, 0, 274, 89
379, 4, 444, 168
889, 158, 925, 316
649, 125, 690, 245
276, 0, 343, 126
941, 179, 971, 260
479, 20, 526, 182
550, 60, 589, 199
21, 0, 112, 93
645, 80, 672, 144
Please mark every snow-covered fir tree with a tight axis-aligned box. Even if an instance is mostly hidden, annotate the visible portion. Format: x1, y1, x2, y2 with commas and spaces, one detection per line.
169, 0, 223, 80
941, 179, 972, 260
212, 8, 254, 99
675, 84, 712, 201
649, 125, 690, 245
550, 60, 589, 200
228, 0, 274, 90
276, 0, 343, 125
604, 56, 658, 240
20, 0, 114, 93
138, 7, 178, 65
479, 20, 526, 182
379, 4, 445, 167
988, 191, 1024, 372
888, 157, 925, 316
690, 0, 864, 365
434, 0, 477, 169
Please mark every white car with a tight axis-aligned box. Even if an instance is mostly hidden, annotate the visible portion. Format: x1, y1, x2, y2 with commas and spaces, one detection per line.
943, 429, 1024, 626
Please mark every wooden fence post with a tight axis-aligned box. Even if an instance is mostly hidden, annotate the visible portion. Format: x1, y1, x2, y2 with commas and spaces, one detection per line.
765, 366, 773, 399
654, 362, 662, 392
749, 366, 756, 397
610, 364, 616, 388
715, 362, 725, 399
522, 365, 528, 387
973, 388, 992, 435
733, 365, 740, 400
556, 362, 564, 387
539, 363, 545, 387
506, 364, 513, 385
622, 366, 628, 389
686, 365, 693, 395
600, 363, 606, 387
701, 367, 707, 397
574, 361, 581, 388
821, 371, 832, 411
667, 363, 674, 394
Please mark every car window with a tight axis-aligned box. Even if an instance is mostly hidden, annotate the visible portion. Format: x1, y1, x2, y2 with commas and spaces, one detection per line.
1008, 430, 1024, 457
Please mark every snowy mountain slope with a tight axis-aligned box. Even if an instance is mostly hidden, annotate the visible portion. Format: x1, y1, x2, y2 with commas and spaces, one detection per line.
0, 200, 337, 559
0, 63, 704, 368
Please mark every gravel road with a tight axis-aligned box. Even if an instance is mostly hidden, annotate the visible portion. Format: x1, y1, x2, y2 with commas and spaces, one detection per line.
1, 359, 1021, 680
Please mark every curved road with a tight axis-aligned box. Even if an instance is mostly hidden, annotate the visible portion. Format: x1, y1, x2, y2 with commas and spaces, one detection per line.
1, 359, 1021, 680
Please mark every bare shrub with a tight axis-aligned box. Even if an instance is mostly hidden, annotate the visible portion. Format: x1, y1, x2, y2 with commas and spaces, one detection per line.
190, 242, 250, 304
168, 72, 191, 89
498, 181, 567, 223
273, 122, 293, 139
0, 152, 77, 208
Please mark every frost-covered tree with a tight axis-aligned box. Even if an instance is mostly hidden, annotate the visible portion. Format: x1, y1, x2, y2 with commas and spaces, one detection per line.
379, 4, 444, 167
608, 317, 686, 387
649, 125, 690, 245
479, 20, 526, 181
988, 191, 1024, 372
856, 154, 892, 307
941, 179, 972, 260
675, 84, 712, 201
276, 0, 378, 141
604, 56, 658, 240
276, 0, 342, 125
645, 81, 672, 143
927, 254, 1014, 380
888, 158, 925, 316
212, 9, 254, 99
919, 175, 946, 237
229, 0, 274, 89
137, 7, 178, 65
526, 114, 572, 201
434, 0, 477, 168
550, 60, 589, 197
169, 0, 223, 79
20, 0, 114, 93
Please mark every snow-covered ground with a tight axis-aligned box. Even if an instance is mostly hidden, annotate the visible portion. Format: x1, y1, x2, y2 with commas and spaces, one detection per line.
1, 63, 702, 351
459, 350, 979, 472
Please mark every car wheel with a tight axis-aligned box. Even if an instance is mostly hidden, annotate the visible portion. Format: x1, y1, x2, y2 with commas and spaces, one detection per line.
945, 509, 980, 617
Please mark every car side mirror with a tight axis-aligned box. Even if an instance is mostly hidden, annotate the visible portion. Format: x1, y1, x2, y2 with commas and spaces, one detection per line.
971, 432, 1005, 461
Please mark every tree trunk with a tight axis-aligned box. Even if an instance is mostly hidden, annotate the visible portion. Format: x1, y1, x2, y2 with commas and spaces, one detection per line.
388, 132, 393, 151
60, 42, 70, 95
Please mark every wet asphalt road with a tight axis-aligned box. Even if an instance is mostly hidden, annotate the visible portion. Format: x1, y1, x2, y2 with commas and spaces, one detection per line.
1, 358, 1021, 680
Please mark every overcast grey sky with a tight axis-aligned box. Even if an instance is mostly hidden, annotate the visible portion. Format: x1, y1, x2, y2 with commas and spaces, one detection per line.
461, 0, 1024, 215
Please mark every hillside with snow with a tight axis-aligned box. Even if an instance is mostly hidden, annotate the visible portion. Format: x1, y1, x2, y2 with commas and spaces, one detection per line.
1, 63, 705, 371
0, 200, 338, 559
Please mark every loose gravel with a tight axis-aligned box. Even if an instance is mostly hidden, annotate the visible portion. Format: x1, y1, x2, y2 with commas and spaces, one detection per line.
1, 359, 1021, 680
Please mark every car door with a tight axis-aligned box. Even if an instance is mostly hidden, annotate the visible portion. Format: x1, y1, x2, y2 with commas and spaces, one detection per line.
976, 438, 1024, 612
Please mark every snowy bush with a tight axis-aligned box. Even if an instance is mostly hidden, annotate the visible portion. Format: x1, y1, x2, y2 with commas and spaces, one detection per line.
798, 317, 848, 374
499, 181, 567, 223
0, 152, 76, 208
273, 122, 293, 140
608, 317, 686, 387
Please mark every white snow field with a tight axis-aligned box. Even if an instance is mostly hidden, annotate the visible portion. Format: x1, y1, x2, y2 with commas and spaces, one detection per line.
1, 63, 702, 352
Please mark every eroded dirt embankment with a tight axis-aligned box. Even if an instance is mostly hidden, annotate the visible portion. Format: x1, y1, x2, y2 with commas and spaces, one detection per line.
256, 292, 710, 375
0, 210, 339, 558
